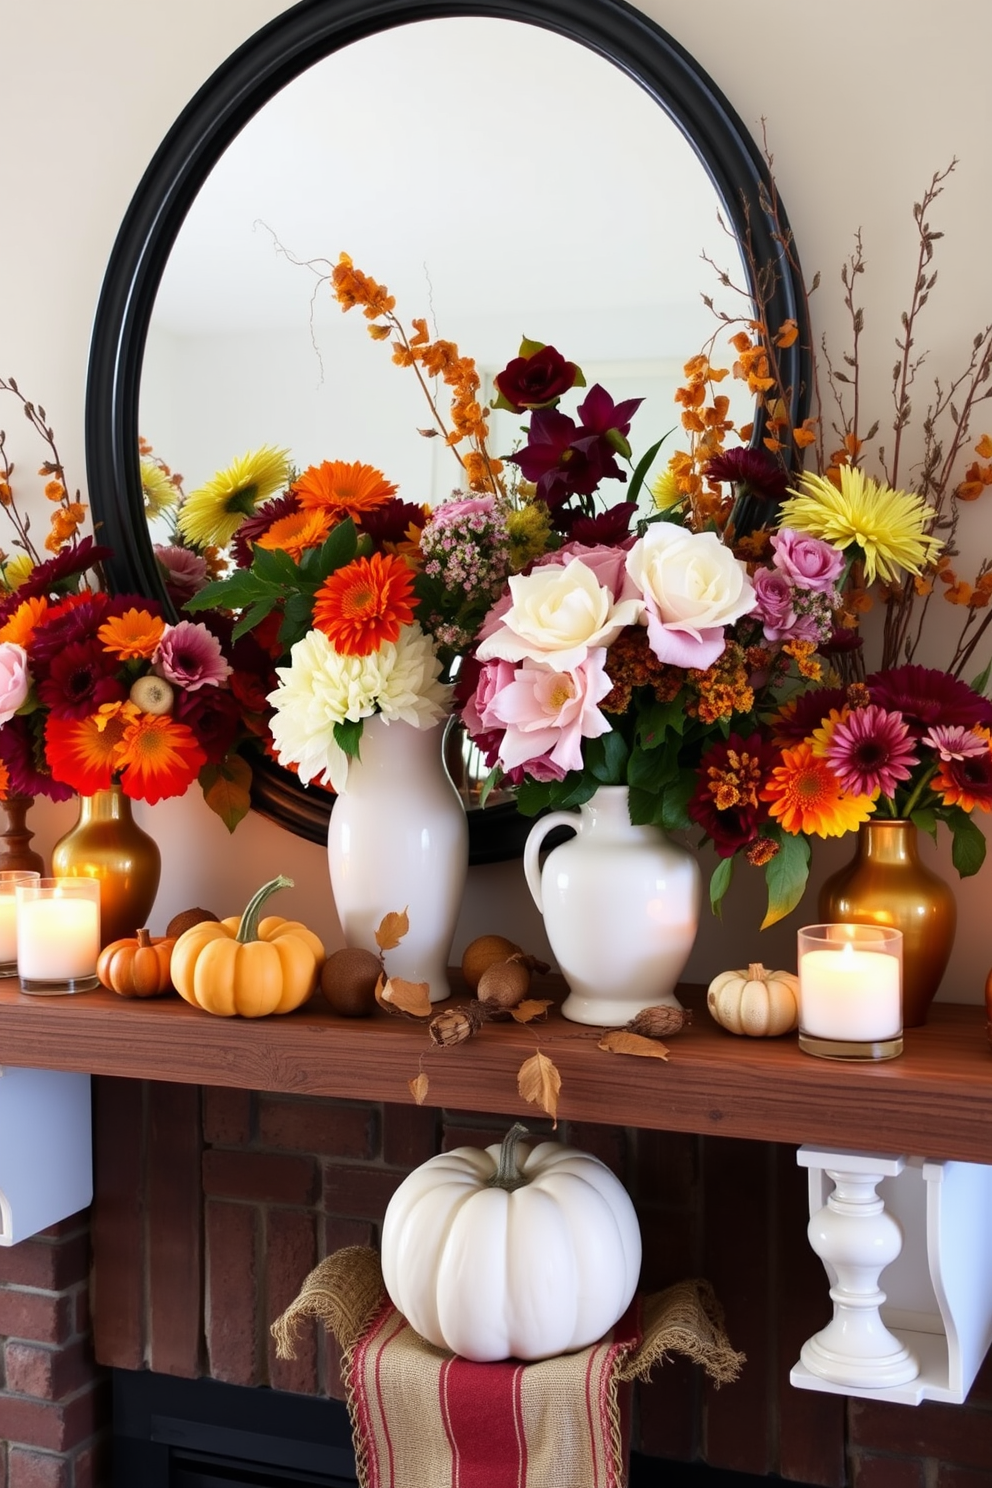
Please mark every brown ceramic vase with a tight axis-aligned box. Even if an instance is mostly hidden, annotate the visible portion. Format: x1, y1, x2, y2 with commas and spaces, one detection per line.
51, 784, 161, 948
818, 819, 956, 1028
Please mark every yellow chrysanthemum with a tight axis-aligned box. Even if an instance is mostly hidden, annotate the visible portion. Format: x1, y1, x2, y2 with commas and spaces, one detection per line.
778, 466, 942, 585
1, 555, 34, 591
177, 446, 292, 550
506, 502, 552, 571
650, 466, 683, 511
141, 458, 180, 519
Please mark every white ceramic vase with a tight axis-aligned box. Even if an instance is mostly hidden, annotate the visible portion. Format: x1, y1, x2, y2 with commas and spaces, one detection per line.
327, 715, 468, 1002
523, 785, 701, 1026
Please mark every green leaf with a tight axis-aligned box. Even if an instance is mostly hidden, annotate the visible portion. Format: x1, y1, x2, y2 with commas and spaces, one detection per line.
659, 770, 697, 832
232, 598, 278, 643
185, 569, 282, 613
971, 658, 992, 696
627, 741, 679, 794
585, 729, 629, 784
636, 697, 686, 750
515, 779, 557, 817
333, 717, 364, 759
518, 335, 546, 357
278, 592, 319, 650
709, 856, 734, 917
299, 518, 359, 582
627, 785, 668, 828
946, 807, 987, 877
250, 544, 303, 587
761, 830, 811, 929
909, 806, 938, 841
626, 433, 674, 507
479, 767, 503, 808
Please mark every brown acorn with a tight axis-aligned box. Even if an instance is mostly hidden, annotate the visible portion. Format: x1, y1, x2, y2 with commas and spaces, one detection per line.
476, 957, 531, 1017
166, 906, 220, 939
321, 946, 383, 1017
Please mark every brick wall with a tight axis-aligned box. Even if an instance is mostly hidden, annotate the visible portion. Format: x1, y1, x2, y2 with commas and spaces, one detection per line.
0, 1213, 108, 1487
0, 1077, 987, 1487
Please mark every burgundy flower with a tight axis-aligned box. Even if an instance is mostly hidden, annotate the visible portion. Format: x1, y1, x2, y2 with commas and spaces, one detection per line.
357, 498, 428, 547
154, 620, 232, 692
25, 592, 113, 669
0, 715, 74, 802
175, 686, 242, 764
772, 687, 849, 743
819, 624, 864, 658
155, 544, 210, 607
36, 640, 127, 719
867, 664, 992, 736
508, 386, 643, 509
705, 448, 789, 504
560, 502, 637, 545
688, 732, 777, 857
494, 344, 582, 412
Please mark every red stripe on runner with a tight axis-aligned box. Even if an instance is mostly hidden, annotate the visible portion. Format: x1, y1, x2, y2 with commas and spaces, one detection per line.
443, 1357, 525, 1487
368, 1306, 407, 1488
512, 1365, 527, 1488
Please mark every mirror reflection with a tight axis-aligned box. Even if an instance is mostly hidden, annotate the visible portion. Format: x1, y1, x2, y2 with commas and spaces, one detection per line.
138, 17, 753, 537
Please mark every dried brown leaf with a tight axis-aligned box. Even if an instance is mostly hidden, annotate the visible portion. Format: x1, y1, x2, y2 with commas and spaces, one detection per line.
598, 1030, 670, 1060
409, 1072, 430, 1105
510, 998, 553, 1024
378, 977, 432, 1018
375, 909, 409, 951
517, 1051, 561, 1125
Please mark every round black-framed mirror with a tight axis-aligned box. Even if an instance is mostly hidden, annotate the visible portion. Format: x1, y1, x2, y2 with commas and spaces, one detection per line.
85, 0, 811, 863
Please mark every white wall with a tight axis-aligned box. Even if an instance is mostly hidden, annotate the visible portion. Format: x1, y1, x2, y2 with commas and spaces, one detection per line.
3, 0, 992, 1002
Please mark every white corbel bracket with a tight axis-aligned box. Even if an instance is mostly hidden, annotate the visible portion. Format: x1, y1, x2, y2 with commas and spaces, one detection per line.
0, 1067, 92, 1245
791, 1143, 992, 1406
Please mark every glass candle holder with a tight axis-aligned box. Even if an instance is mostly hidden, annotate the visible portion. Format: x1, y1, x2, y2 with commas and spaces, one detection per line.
797, 923, 904, 1061
0, 871, 40, 976
16, 877, 101, 995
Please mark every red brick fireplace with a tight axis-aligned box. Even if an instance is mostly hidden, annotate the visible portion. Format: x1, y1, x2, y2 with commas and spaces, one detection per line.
1, 1080, 992, 1486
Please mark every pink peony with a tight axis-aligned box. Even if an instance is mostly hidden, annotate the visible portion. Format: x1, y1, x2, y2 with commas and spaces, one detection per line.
153, 621, 232, 692
487, 649, 613, 776
0, 643, 30, 724
771, 529, 844, 594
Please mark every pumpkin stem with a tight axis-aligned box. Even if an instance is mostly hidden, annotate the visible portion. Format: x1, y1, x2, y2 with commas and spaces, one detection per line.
237, 875, 294, 944
488, 1122, 531, 1192
747, 962, 768, 982
136, 928, 152, 948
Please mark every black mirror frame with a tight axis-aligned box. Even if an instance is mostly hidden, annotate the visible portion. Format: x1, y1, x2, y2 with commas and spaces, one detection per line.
85, 0, 811, 864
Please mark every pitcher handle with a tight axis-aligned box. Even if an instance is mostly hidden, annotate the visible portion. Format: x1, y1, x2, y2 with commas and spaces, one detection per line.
522, 810, 581, 914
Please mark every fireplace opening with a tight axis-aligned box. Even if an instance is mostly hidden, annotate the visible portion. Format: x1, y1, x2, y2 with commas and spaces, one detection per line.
112, 1369, 820, 1487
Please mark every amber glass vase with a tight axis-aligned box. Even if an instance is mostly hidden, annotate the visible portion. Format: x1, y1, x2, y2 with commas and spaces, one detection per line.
818, 819, 956, 1028
51, 785, 161, 948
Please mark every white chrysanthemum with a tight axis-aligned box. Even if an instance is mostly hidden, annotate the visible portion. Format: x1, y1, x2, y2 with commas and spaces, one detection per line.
267, 623, 452, 792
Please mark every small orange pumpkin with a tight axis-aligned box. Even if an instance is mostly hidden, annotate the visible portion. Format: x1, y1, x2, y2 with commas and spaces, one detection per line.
97, 928, 176, 999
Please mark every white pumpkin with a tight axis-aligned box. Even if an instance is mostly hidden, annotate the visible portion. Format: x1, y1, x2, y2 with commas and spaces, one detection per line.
380, 1123, 642, 1362
707, 961, 799, 1037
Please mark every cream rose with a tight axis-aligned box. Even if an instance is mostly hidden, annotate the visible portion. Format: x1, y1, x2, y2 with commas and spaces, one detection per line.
475, 556, 643, 671
0, 643, 30, 725
626, 525, 756, 669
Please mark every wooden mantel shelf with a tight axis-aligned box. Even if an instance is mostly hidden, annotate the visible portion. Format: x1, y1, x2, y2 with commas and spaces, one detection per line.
1, 976, 990, 1161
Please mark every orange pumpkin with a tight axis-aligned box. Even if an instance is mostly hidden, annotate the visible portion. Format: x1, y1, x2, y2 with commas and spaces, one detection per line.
97, 928, 176, 998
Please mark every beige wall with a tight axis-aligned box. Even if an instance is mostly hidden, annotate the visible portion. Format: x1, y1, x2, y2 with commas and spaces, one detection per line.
2, 0, 991, 1001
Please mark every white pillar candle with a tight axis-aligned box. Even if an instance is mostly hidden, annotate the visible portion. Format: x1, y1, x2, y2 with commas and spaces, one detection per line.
799, 943, 901, 1041
17, 894, 100, 982
0, 897, 18, 965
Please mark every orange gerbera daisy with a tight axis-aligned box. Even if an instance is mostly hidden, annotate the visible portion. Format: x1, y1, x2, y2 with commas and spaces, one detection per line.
256, 508, 333, 562
115, 714, 207, 804
312, 552, 416, 656
98, 608, 166, 661
292, 461, 397, 522
44, 708, 130, 794
0, 595, 49, 647
760, 741, 876, 838
0, 759, 10, 800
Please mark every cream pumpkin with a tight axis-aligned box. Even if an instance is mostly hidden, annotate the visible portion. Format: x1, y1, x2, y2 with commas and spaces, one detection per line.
380, 1123, 642, 1362
707, 962, 799, 1037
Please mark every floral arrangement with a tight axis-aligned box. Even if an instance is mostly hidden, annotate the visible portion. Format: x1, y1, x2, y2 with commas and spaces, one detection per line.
0, 378, 267, 822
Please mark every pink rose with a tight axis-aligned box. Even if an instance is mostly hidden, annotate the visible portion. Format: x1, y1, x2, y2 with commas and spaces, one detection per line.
488, 649, 613, 776
536, 542, 640, 603
0, 643, 29, 724
772, 528, 844, 593
429, 494, 497, 527
752, 568, 798, 642
460, 657, 517, 736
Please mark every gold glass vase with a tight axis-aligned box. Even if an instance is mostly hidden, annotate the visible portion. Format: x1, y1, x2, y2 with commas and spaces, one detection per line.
818, 819, 957, 1028
52, 785, 161, 948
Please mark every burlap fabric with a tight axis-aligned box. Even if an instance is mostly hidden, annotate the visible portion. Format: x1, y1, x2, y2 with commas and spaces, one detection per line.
272, 1246, 744, 1488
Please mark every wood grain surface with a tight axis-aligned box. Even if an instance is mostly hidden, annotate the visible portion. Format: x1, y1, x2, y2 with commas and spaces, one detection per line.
1, 976, 989, 1161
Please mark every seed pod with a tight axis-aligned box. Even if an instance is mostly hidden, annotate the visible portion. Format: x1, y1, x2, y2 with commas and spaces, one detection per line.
476, 956, 531, 1017
627, 1005, 691, 1039
429, 1000, 488, 1047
